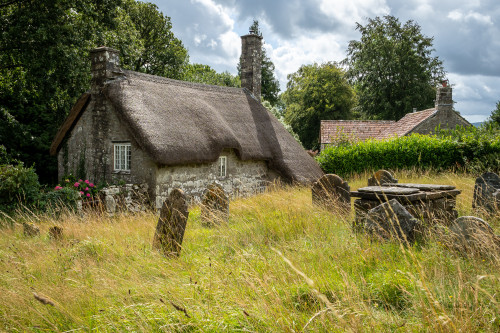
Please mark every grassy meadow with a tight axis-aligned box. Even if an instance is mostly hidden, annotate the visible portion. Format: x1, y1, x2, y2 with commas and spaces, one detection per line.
0, 170, 499, 332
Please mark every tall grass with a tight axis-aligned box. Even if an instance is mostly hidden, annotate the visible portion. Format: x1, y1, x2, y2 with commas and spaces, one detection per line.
0, 171, 499, 332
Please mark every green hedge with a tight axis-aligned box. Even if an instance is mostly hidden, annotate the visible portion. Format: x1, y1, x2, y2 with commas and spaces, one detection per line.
316, 126, 500, 177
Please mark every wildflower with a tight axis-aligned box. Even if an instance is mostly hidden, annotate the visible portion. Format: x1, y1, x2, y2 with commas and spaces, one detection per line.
65, 179, 69, 182
74, 182, 79, 187
79, 191, 84, 195
85, 187, 89, 191
90, 183, 94, 187
79, 179, 83, 182
86, 193, 91, 197
54, 185, 62, 190
85, 179, 90, 184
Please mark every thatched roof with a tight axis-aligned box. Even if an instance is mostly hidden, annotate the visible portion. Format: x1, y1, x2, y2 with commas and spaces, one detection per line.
53, 70, 323, 183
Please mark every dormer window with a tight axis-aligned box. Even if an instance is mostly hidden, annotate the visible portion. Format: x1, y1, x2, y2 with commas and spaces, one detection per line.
219, 156, 227, 177
114, 143, 131, 171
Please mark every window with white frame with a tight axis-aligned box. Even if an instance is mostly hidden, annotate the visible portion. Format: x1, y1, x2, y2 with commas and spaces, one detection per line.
219, 156, 227, 177
114, 143, 131, 171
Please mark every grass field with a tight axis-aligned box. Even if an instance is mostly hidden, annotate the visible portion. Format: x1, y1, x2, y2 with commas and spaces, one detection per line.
0, 170, 499, 332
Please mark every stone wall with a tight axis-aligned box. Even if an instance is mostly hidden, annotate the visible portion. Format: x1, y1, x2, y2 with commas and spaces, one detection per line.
155, 149, 275, 208
410, 109, 470, 135
240, 33, 262, 100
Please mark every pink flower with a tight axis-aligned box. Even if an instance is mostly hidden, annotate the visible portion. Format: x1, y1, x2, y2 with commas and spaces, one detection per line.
90, 183, 94, 187
54, 186, 62, 190
74, 182, 79, 187
79, 179, 83, 182
86, 193, 91, 197
85, 187, 89, 191
79, 191, 84, 195
85, 179, 90, 184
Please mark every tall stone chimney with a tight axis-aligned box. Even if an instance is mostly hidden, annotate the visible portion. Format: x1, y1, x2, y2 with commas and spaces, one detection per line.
240, 31, 263, 100
435, 80, 453, 113
90, 46, 122, 94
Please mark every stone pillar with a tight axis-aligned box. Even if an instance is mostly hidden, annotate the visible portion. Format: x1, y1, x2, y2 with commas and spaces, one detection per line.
435, 80, 453, 113
240, 32, 263, 100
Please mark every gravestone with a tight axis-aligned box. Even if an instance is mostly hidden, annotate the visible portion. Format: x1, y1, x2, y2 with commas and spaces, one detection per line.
153, 189, 189, 257
472, 172, 500, 213
23, 223, 40, 237
48, 226, 63, 240
367, 170, 398, 186
364, 199, 419, 243
201, 183, 229, 225
447, 216, 500, 255
311, 174, 351, 212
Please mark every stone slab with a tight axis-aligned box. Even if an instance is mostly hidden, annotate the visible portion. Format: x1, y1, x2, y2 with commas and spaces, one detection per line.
384, 183, 455, 191
357, 186, 420, 195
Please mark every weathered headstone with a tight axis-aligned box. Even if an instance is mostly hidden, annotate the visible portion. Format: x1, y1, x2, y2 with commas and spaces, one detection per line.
473, 172, 500, 213
364, 199, 419, 243
311, 174, 351, 212
367, 170, 398, 186
153, 189, 189, 256
201, 183, 229, 225
447, 216, 500, 254
23, 223, 40, 237
48, 226, 63, 240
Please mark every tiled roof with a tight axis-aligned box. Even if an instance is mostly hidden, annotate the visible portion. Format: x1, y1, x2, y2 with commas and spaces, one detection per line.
380, 108, 437, 139
320, 120, 395, 143
320, 108, 438, 144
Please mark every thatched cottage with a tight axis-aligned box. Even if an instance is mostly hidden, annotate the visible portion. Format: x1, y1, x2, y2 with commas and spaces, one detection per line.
50, 33, 323, 207
320, 83, 471, 150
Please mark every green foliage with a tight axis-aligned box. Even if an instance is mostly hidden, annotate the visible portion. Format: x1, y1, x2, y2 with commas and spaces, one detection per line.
344, 15, 445, 120
487, 101, 500, 126
183, 63, 240, 87
317, 126, 500, 176
0, 163, 40, 213
282, 62, 356, 149
0, 0, 188, 184
39, 187, 81, 211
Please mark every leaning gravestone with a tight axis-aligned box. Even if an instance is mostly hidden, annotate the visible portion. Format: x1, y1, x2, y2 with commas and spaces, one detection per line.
367, 170, 398, 186
364, 199, 419, 243
153, 189, 189, 257
311, 174, 351, 212
448, 216, 500, 255
201, 183, 229, 225
472, 172, 500, 213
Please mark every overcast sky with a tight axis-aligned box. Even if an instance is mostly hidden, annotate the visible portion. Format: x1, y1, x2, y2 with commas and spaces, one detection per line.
152, 0, 500, 123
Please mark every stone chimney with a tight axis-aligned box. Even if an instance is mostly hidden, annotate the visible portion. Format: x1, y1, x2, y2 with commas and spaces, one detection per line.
240, 31, 263, 100
435, 80, 453, 112
90, 46, 122, 94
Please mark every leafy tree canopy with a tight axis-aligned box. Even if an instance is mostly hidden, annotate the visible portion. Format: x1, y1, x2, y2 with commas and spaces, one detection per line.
282, 62, 356, 150
183, 64, 240, 87
487, 101, 500, 126
344, 15, 445, 120
0, 0, 188, 183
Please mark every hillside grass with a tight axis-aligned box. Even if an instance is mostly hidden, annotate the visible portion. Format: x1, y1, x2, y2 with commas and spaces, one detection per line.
0, 170, 499, 332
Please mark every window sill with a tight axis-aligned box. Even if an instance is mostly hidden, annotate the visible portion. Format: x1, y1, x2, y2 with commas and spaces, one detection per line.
113, 170, 131, 175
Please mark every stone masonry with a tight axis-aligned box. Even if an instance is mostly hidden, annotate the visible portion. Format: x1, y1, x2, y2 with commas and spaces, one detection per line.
240, 32, 262, 100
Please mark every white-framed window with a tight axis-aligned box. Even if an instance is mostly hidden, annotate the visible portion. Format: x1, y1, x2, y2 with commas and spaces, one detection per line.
219, 156, 227, 177
114, 143, 131, 171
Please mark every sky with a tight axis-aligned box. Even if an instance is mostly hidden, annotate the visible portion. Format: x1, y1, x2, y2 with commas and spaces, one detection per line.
151, 0, 500, 123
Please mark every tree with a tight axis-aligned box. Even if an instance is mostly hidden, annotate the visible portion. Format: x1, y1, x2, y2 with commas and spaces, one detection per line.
0, 0, 188, 183
488, 101, 500, 126
282, 62, 356, 150
344, 15, 445, 120
183, 63, 240, 87
240, 20, 281, 105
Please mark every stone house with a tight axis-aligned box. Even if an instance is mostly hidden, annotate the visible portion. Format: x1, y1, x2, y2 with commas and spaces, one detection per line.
320, 83, 471, 150
50, 33, 323, 208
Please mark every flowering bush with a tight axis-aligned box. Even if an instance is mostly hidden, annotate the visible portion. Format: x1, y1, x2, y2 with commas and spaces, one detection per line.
54, 176, 98, 202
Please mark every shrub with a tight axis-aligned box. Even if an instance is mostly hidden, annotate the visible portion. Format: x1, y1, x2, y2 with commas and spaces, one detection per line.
317, 126, 500, 177
0, 162, 40, 212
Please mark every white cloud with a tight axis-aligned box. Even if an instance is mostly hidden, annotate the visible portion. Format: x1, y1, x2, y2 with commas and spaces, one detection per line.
447, 10, 493, 25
